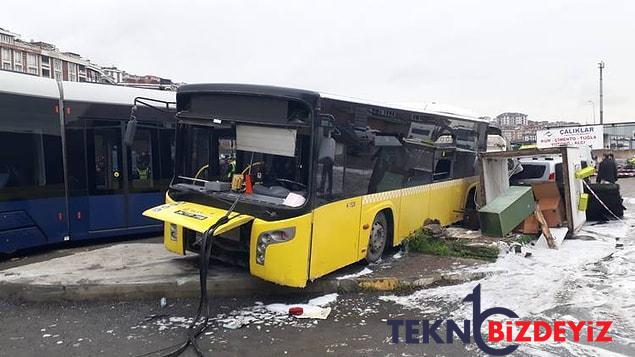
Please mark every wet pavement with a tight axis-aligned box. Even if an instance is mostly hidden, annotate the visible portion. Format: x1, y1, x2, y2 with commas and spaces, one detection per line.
1, 179, 634, 356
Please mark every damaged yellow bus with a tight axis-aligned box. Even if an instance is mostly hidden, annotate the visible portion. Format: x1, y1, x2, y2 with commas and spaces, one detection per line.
143, 84, 488, 287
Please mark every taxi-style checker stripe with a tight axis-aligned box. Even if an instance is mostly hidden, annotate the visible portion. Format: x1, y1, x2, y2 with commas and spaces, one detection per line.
361, 177, 474, 205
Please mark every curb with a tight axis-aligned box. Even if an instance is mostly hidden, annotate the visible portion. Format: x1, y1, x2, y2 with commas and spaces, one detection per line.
0, 271, 488, 302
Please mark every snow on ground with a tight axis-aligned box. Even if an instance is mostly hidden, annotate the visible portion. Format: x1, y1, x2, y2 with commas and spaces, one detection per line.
137, 292, 341, 340
380, 205, 635, 357
308, 293, 339, 307
336, 267, 373, 280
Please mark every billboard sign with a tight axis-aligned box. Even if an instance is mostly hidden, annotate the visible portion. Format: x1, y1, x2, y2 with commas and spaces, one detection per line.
536, 125, 604, 150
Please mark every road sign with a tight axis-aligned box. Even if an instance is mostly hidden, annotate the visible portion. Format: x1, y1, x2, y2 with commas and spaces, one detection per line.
536, 125, 604, 150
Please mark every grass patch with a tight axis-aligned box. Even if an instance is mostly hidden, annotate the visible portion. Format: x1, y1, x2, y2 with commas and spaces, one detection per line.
515, 234, 536, 245
405, 229, 499, 262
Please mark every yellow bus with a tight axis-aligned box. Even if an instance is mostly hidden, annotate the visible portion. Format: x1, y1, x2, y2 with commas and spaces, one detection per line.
143, 84, 489, 287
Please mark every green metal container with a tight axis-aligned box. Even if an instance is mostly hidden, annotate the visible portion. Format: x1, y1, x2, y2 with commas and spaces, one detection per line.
479, 186, 535, 237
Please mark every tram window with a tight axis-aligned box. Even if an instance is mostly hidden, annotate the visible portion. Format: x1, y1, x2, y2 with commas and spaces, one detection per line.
130, 129, 155, 189
0, 95, 63, 200
0, 132, 64, 199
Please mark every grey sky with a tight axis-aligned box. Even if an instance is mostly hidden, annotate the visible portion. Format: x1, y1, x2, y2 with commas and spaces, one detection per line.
2, 0, 633, 123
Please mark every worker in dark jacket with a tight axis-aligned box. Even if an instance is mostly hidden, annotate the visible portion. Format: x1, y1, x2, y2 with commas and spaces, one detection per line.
596, 153, 618, 183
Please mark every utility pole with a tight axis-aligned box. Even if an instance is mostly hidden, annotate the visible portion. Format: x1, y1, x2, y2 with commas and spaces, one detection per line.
598, 61, 605, 124
587, 100, 596, 124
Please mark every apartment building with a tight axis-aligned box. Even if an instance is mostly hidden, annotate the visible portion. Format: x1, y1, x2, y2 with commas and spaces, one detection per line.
0, 27, 106, 83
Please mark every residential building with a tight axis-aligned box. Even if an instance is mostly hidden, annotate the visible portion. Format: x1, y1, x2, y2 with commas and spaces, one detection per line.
495, 112, 528, 127
0, 26, 178, 89
0, 27, 106, 83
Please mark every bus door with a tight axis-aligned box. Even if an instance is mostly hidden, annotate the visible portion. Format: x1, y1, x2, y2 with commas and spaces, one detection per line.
85, 121, 126, 232
309, 141, 361, 279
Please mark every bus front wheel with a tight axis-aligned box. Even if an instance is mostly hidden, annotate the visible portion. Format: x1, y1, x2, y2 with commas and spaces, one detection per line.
366, 212, 388, 263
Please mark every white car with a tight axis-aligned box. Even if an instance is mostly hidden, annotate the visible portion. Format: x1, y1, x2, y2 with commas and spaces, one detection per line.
510, 157, 563, 185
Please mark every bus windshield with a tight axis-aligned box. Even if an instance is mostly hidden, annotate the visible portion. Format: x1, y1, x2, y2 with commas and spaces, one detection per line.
172, 121, 312, 208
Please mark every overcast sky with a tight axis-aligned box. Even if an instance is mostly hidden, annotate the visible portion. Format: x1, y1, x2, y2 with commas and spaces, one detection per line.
2, 0, 633, 123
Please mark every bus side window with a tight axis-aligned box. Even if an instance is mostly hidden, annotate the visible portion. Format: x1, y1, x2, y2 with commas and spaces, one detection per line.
433, 149, 454, 182
403, 146, 434, 187
452, 150, 477, 179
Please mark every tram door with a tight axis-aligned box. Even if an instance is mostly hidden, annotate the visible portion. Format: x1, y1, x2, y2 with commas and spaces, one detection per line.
86, 121, 126, 231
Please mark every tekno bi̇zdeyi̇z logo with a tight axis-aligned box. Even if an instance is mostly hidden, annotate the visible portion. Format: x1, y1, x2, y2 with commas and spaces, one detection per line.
387, 284, 613, 356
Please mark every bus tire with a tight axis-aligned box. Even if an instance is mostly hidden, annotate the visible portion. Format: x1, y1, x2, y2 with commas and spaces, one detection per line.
366, 212, 388, 263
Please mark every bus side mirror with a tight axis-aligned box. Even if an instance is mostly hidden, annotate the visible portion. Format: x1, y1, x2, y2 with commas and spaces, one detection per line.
124, 105, 138, 146
319, 114, 335, 129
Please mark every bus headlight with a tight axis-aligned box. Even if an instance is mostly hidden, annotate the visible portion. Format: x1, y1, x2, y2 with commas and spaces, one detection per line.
255, 227, 296, 265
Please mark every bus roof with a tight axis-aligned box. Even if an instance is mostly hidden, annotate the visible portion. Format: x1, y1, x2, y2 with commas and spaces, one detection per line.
0, 70, 175, 105
320, 92, 486, 123
178, 83, 487, 123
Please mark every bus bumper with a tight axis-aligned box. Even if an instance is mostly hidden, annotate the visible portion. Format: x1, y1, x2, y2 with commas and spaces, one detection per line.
144, 197, 311, 288
249, 213, 312, 288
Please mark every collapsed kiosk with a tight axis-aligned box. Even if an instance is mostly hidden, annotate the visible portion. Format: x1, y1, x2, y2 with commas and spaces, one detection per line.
477, 146, 589, 243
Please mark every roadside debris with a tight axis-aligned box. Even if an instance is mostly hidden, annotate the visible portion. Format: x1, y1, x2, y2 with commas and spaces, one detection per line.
479, 186, 535, 237
535, 227, 568, 249
142, 293, 341, 333
266, 304, 331, 319
422, 218, 446, 239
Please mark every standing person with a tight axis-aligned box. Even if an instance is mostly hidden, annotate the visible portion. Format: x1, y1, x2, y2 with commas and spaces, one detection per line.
608, 153, 618, 183
317, 129, 336, 195
596, 153, 618, 184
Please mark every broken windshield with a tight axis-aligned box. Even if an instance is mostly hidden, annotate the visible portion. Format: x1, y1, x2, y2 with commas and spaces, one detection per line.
173, 122, 312, 207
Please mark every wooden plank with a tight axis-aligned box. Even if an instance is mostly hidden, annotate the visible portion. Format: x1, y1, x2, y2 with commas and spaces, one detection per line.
534, 203, 556, 249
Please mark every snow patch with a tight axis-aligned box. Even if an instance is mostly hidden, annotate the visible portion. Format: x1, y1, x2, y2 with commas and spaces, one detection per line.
336, 267, 372, 280
308, 293, 339, 307
379, 218, 635, 356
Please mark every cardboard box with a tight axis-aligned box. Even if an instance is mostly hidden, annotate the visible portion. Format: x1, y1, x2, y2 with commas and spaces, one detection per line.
518, 214, 540, 234
516, 182, 566, 234
532, 181, 560, 201
538, 197, 564, 227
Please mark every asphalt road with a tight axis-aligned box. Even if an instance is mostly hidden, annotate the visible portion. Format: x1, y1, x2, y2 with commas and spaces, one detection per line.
0, 292, 472, 357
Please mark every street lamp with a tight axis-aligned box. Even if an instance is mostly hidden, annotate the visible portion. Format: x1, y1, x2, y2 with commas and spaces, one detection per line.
587, 100, 596, 124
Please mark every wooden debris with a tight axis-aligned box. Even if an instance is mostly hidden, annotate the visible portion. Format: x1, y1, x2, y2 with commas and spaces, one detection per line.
533, 203, 556, 249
